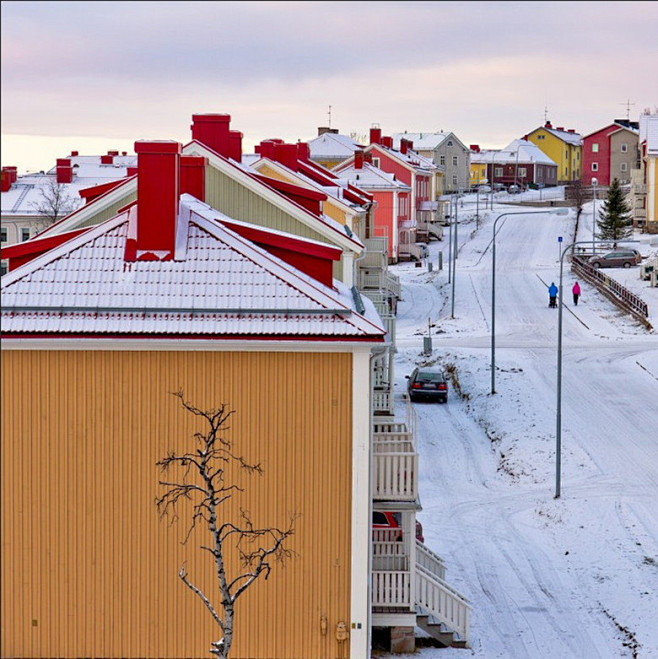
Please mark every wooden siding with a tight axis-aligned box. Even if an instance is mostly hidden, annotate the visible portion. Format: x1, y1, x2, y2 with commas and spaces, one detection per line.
78, 191, 137, 228
1, 349, 354, 659
205, 167, 327, 243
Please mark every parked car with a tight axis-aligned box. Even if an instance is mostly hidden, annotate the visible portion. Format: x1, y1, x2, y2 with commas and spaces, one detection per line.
588, 250, 640, 269
372, 511, 424, 543
508, 184, 523, 194
477, 185, 491, 194
406, 367, 448, 403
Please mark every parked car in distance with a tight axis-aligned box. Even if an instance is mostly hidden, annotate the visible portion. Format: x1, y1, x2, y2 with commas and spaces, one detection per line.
372, 510, 424, 543
588, 250, 640, 269
477, 185, 491, 193
406, 367, 448, 403
508, 184, 523, 194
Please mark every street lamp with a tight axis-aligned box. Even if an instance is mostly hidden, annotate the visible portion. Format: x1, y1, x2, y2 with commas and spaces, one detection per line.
591, 177, 598, 254
490, 208, 569, 395
554, 237, 640, 498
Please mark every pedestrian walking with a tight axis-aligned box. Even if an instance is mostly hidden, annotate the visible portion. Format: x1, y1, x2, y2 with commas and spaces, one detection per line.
572, 281, 581, 306
548, 282, 558, 308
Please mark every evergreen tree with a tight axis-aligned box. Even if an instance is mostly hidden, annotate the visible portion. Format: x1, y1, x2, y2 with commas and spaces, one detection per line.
596, 178, 633, 241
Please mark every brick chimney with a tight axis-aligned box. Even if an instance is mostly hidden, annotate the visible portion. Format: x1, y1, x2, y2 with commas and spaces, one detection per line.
354, 150, 364, 169
132, 140, 181, 261
257, 140, 277, 160
127, 166, 138, 177
56, 158, 73, 184
70, 150, 79, 157
400, 139, 408, 154
470, 144, 480, 153
381, 136, 393, 148
6, 166, 17, 184
545, 121, 552, 129
180, 155, 207, 202
557, 127, 564, 132
370, 127, 382, 145
191, 114, 231, 158
101, 154, 113, 164
568, 129, 575, 133
228, 130, 243, 162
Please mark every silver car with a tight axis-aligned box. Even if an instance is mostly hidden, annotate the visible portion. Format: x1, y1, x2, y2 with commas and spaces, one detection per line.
588, 251, 639, 269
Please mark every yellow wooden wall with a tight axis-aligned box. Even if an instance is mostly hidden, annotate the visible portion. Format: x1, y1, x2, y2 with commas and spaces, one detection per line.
1, 349, 354, 658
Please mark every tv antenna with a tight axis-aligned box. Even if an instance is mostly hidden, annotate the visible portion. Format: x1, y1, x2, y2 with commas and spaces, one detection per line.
544, 105, 549, 123
620, 98, 635, 120
328, 104, 332, 128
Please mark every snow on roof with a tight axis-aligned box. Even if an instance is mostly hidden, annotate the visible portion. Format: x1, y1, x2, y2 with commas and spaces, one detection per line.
332, 163, 411, 190
0, 195, 385, 340
471, 140, 557, 166
390, 132, 452, 150
543, 127, 582, 146
307, 132, 364, 159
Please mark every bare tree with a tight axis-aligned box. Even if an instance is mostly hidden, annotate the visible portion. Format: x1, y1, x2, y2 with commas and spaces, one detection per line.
155, 390, 296, 658
29, 178, 81, 231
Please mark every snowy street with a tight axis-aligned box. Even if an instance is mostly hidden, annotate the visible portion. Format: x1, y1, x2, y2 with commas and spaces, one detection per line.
387, 196, 658, 658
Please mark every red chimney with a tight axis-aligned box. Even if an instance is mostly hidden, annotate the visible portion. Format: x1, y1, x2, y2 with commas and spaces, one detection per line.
568, 129, 575, 133
296, 142, 310, 162
127, 166, 138, 177
370, 127, 382, 144
228, 130, 243, 162
407, 140, 414, 151
274, 143, 298, 171
545, 121, 552, 129
381, 136, 393, 148
400, 139, 408, 154
470, 144, 480, 153
108, 150, 119, 156
100, 154, 113, 164
6, 166, 17, 183
258, 140, 277, 160
191, 114, 231, 158
557, 127, 564, 132
132, 140, 181, 261
70, 150, 79, 157
1, 168, 12, 192
354, 150, 364, 169
56, 158, 73, 184
180, 155, 207, 202
364, 151, 373, 164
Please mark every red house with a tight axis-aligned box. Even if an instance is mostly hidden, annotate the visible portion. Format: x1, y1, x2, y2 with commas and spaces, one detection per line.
582, 120, 640, 186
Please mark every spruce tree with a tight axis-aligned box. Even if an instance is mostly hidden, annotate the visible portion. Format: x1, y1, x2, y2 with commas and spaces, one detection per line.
596, 178, 633, 241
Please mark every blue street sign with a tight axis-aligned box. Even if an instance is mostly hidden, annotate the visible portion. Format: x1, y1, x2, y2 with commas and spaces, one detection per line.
558, 236, 563, 242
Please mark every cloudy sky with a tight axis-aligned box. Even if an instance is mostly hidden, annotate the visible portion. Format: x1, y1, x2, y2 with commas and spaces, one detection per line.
2, 0, 657, 174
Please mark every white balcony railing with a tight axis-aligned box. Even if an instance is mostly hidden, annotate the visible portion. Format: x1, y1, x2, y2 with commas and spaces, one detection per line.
372, 446, 418, 501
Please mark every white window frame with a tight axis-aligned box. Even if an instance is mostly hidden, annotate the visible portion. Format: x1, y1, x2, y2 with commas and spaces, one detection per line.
620, 162, 628, 172
440, 155, 445, 166
372, 157, 380, 168
21, 228, 30, 242
591, 162, 598, 172
592, 143, 599, 153
620, 143, 628, 153
518, 167, 527, 177
452, 156, 458, 166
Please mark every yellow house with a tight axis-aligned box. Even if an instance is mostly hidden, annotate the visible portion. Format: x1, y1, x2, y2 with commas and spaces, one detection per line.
1, 141, 387, 659
469, 158, 488, 189
525, 121, 582, 184
633, 113, 658, 232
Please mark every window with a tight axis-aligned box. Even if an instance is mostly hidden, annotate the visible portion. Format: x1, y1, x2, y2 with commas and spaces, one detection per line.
1, 260, 7, 277
620, 162, 628, 172
495, 167, 503, 177
591, 162, 598, 171
440, 155, 445, 166
537, 135, 545, 140
1, 227, 7, 243
592, 143, 599, 153
518, 167, 527, 177
452, 175, 457, 186
565, 149, 568, 158
372, 157, 380, 168
452, 156, 458, 166
21, 228, 30, 242
621, 143, 628, 153
447, 140, 453, 147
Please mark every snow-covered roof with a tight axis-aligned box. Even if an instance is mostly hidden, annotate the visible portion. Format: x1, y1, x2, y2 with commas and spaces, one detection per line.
543, 127, 582, 146
471, 139, 557, 166
332, 163, 411, 191
307, 132, 364, 159
0, 194, 386, 340
2, 154, 135, 216
390, 132, 453, 150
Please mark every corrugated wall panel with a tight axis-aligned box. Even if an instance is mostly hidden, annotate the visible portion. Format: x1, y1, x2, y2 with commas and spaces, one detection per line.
1, 350, 353, 659
78, 191, 138, 228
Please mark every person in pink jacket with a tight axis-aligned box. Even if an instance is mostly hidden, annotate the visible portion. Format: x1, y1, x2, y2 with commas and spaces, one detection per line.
572, 281, 581, 305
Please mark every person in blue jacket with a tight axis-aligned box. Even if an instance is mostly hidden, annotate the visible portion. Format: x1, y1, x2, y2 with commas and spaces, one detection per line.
548, 282, 558, 308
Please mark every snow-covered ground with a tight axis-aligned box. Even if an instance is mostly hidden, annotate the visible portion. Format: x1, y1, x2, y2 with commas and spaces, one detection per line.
382, 190, 658, 658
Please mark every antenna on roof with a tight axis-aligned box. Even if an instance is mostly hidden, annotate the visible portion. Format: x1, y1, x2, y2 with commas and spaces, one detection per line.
620, 98, 635, 120
544, 105, 548, 123
328, 105, 332, 129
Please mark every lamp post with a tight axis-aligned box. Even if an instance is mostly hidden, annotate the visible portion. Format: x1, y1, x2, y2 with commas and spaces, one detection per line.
555, 237, 641, 498
491, 208, 569, 395
451, 192, 458, 318
591, 177, 598, 254
447, 195, 453, 284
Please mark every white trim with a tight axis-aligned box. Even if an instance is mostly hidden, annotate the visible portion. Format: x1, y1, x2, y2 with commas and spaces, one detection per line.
0, 338, 384, 353
350, 349, 372, 658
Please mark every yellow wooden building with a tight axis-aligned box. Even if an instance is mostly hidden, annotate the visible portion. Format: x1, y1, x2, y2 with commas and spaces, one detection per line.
525, 121, 582, 184
1, 140, 387, 658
